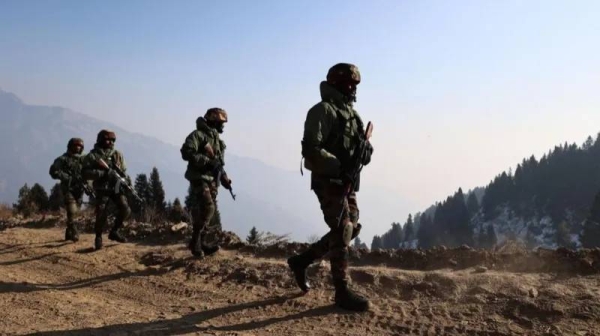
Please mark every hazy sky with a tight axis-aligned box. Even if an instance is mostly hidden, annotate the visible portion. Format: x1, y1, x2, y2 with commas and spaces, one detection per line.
1, 0, 600, 214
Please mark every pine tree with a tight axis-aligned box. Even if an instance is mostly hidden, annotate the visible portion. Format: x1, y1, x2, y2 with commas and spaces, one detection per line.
582, 191, 600, 248
168, 198, 185, 223
354, 237, 362, 249
581, 219, 600, 248
404, 217, 415, 242
13, 184, 34, 217
29, 183, 49, 212
149, 167, 166, 213
134, 174, 151, 205
555, 221, 573, 248
48, 183, 64, 211
453, 188, 474, 247
417, 215, 435, 249
466, 192, 480, 218
525, 226, 538, 250
486, 225, 498, 248
247, 226, 260, 244
371, 235, 383, 250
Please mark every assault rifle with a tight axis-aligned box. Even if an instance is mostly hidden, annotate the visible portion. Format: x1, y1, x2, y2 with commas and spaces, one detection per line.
97, 158, 144, 203
65, 166, 96, 199
336, 121, 374, 227
204, 144, 236, 200
71, 176, 96, 199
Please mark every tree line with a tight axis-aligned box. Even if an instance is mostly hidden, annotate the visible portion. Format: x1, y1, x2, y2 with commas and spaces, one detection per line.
372, 134, 600, 250
11, 167, 222, 229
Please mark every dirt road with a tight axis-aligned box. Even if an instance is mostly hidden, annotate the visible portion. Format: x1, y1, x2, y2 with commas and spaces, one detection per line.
1, 226, 599, 335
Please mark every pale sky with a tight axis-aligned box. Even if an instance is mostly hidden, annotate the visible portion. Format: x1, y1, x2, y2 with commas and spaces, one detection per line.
1, 0, 600, 214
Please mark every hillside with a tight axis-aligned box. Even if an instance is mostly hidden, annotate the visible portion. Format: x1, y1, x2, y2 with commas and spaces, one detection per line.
373, 135, 600, 250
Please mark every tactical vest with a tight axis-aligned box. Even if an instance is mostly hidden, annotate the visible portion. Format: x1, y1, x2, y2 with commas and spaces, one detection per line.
302, 103, 364, 175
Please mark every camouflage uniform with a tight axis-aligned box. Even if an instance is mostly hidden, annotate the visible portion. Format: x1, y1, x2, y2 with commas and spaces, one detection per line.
288, 63, 373, 312
82, 130, 131, 250
49, 138, 86, 242
180, 108, 230, 257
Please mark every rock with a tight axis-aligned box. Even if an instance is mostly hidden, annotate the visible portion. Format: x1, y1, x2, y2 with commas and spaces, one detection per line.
170, 222, 188, 232
449, 259, 458, 266
474, 266, 488, 273
528, 288, 539, 298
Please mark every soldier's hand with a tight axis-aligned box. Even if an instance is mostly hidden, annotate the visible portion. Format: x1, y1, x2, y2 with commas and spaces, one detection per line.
208, 158, 221, 170
340, 170, 353, 186
220, 174, 232, 187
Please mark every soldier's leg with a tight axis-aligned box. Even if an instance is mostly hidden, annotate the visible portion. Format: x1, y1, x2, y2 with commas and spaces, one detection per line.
64, 191, 81, 242
347, 192, 362, 240
63, 191, 75, 241
201, 184, 220, 255
287, 178, 348, 292
330, 189, 369, 311
94, 194, 110, 250
189, 181, 215, 257
108, 194, 130, 243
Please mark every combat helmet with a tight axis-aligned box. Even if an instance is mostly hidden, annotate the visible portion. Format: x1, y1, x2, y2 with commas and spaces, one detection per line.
67, 137, 84, 154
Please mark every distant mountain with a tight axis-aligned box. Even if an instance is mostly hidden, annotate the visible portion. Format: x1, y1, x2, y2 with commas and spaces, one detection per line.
0, 89, 412, 242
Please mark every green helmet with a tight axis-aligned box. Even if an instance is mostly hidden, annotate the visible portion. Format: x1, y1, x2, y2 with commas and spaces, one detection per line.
67, 137, 84, 154
204, 108, 228, 123
326, 63, 361, 85
326, 63, 361, 102
204, 108, 228, 134
96, 129, 116, 149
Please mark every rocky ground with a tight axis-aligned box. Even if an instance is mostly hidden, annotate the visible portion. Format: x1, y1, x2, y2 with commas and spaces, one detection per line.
1, 215, 599, 335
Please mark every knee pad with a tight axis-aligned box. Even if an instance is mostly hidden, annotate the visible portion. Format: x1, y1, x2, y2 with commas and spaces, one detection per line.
351, 223, 362, 240
341, 221, 354, 247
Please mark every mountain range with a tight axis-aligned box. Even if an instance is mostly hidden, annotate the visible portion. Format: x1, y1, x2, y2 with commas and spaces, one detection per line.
0, 89, 413, 242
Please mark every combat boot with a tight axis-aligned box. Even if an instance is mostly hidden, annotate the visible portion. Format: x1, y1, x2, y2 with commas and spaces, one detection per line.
108, 229, 127, 243
70, 226, 79, 242
189, 230, 204, 258
201, 243, 220, 256
64, 227, 73, 241
94, 235, 103, 250
287, 251, 315, 292
334, 280, 370, 312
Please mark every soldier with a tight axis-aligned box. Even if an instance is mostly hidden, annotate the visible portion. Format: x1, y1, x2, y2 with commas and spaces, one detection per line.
180, 108, 232, 258
49, 138, 87, 242
287, 63, 374, 311
82, 130, 131, 250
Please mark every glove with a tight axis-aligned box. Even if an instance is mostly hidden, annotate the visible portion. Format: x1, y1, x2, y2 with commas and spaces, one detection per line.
220, 174, 232, 188
207, 158, 221, 170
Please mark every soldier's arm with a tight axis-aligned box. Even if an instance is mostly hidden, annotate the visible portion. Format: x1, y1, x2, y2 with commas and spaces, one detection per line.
81, 153, 106, 180
219, 140, 226, 166
180, 131, 211, 168
49, 157, 70, 181
116, 151, 127, 173
302, 104, 341, 175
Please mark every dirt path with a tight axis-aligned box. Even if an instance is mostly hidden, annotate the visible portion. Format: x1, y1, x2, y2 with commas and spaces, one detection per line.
1, 226, 599, 336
